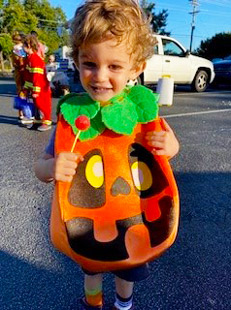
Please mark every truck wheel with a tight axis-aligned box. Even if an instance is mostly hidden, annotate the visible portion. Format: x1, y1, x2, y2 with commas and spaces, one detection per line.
135, 76, 143, 84
191, 70, 209, 92
127, 75, 142, 86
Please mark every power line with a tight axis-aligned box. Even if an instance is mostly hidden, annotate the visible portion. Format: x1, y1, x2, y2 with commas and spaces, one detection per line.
189, 0, 200, 52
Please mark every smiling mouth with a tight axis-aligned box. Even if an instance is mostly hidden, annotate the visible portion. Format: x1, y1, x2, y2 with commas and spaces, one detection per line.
90, 86, 112, 93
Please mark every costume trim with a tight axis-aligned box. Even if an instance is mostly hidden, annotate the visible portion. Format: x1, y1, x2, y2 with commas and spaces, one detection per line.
29, 67, 44, 74
58, 85, 159, 141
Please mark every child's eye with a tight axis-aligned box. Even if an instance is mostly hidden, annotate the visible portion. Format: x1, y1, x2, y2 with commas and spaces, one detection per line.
109, 64, 123, 71
82, 62, 96, 68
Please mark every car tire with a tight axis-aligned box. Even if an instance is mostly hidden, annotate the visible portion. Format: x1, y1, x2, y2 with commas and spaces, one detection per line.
136, 76, 143, 85
191, 70, 209, 92
127, 75, 143, 86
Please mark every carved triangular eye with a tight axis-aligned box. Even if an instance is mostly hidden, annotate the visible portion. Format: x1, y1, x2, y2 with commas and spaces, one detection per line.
68, 149, 105, 208
131, 161, 153, 191
111, 177, 131, 196
129, 143, 169, 198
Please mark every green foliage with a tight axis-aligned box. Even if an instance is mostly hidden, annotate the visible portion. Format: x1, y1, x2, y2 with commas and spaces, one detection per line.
141, 1, 170, 36
127, 85, 159, 123
60, 86, 159, 140
24, 0, 39, 12
195, 32, 231, 60
0, 33, 13, 55
0, 33, 13, 71
0, 0, 69, 61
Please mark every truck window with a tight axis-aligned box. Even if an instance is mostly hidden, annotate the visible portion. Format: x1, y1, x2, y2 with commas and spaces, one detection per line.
162, 39, 185, 57
154, 44, 159, 54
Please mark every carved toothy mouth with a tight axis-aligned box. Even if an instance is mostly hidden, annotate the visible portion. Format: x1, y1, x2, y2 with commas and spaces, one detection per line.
65, 196, 174, 261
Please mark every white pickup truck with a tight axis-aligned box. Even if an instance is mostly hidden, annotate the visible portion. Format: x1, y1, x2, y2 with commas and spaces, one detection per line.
139, 35, 215, 92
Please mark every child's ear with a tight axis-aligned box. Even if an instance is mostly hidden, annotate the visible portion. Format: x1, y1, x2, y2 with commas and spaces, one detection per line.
129, 61, 146, 80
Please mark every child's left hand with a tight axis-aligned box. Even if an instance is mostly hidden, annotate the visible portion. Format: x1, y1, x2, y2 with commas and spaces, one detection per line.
145, 118, 179, 159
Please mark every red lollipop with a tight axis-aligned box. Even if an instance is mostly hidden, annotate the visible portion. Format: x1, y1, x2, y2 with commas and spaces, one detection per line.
71, 115, 90, 152
75, 115, 90, 131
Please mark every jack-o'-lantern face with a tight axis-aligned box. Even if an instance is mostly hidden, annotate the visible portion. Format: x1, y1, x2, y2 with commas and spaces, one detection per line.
65, 142, 176, 262
52, 121, 179, 271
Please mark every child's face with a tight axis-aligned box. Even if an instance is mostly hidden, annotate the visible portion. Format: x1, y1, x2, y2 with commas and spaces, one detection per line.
48, 55, 55, 63
23, 45, 33, 55
78, 38, 143, 103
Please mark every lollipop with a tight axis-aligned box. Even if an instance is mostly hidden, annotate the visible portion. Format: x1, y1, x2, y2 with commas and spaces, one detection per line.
71, 115, 90, 152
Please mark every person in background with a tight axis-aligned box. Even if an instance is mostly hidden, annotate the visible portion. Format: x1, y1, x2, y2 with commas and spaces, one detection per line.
46, 54, 70, 97
46, 54, 59, 73
46, 54, 59, 91
30, 30, 48, 60
11, 32, 27, 123
23, 34, 52, 131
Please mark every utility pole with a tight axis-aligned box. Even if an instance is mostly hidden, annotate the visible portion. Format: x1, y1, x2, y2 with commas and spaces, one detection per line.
189, 0, 200, 52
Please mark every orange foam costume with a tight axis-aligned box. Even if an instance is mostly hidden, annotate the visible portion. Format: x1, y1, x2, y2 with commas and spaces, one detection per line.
50, 86, 179, 272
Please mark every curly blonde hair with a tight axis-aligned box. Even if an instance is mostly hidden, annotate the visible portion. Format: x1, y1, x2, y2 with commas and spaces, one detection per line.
71, 0, 156, 66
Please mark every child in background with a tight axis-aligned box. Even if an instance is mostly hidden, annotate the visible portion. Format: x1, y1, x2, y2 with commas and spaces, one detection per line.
46, 54, 70, 97
23, 35, 52, 131
11, 32, 27, 123
30, 30, 47, 60
35, 1, 180, 309
46, 54, 59, 94
46, 54, 58, 74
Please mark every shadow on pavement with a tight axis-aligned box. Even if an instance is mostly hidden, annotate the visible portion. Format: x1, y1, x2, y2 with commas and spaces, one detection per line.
0, 250, 83, 310
0, 114, 19, 125
2, 171, 227, 310
0, 83, 16, 96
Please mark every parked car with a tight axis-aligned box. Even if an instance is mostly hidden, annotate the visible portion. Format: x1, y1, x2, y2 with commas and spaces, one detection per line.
213, 57, 231, 86
138, 35, 215, 92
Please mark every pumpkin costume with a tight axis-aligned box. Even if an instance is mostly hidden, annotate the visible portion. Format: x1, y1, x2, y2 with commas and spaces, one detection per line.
50, 85, 179, 272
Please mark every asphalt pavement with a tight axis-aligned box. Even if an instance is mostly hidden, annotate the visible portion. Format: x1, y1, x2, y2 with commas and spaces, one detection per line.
0, 79, 231, 310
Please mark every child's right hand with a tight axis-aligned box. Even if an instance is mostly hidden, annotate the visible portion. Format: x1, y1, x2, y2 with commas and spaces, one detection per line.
54, 152, 84, 182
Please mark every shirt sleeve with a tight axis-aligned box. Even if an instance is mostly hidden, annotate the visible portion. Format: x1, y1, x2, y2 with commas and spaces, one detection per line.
45, 127, 56, 156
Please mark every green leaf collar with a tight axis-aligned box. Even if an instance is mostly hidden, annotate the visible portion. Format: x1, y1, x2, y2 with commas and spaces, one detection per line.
58, 85, 159, 141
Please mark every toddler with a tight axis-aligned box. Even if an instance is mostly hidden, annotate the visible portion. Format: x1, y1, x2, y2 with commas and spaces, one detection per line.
35, 1, 179, 309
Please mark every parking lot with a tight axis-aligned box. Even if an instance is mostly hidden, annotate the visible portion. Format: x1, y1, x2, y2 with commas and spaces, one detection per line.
0, 79, 231, 310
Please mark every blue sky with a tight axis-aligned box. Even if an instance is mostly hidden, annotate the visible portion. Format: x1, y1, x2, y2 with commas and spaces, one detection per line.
50, 0, 231, 51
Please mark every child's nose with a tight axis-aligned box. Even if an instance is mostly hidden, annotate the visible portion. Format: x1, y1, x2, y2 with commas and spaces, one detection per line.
94, 67, 107, 81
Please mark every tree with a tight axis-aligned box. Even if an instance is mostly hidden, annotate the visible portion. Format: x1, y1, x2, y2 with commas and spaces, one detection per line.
196, 32, 231, 60
23, 0, 39, 12
141, 0, 170, 36
22, 0, 69, 52
30, 0, 69, 52
0, 33, 13, 71
0, 0, 69, 71
2, 2, 37, 34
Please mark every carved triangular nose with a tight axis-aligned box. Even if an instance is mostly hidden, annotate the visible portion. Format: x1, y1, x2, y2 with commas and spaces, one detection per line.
111, 177, 131, 196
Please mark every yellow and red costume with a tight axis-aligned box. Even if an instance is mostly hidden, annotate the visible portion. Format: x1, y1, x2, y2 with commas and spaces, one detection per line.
24, 52, 51, 125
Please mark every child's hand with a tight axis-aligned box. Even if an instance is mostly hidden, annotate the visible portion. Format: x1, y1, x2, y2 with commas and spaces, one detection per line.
32, 93, 39, 98
54, 152, 84, 182
145, 118, 179, 159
